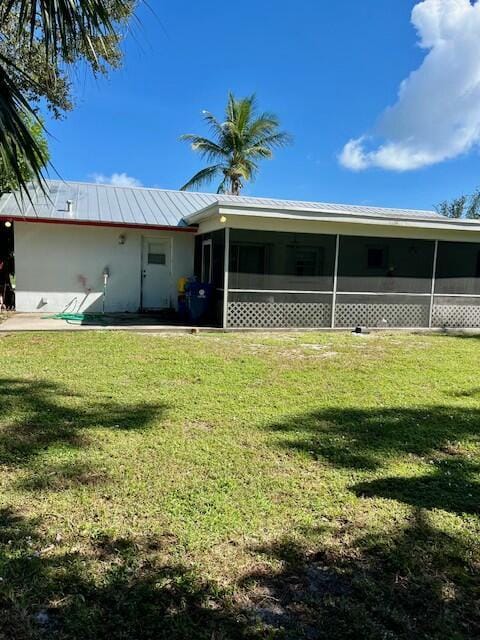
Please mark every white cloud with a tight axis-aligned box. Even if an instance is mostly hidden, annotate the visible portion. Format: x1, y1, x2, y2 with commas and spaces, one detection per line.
339, 0, 480, 171
91, 172, 142, 187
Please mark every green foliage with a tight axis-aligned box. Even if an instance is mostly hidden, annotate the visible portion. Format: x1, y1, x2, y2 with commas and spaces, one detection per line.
0, 116, 49, 194
0, 2, 134, 119
180, 92, 292, 194
0, 1, 135, 195
436, 188, 480, 219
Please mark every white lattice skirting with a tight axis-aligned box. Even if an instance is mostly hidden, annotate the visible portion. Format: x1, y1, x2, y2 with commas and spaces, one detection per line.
335, 303, 429, 327
227, 302, 332, 328
432, 305, 480, 328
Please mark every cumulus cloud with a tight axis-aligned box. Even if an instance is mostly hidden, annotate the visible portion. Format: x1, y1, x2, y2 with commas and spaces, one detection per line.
91, 172, 142, 187
339, 0, 480, 171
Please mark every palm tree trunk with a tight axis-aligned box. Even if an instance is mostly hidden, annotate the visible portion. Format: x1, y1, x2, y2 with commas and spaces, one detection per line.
231, 176, 241, 195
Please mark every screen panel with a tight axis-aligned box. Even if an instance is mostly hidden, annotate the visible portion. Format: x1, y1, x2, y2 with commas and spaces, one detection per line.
435, 241, 480, 295
194, 229, 225, 288
337, 236, 435, 294
228, 229, 336, 291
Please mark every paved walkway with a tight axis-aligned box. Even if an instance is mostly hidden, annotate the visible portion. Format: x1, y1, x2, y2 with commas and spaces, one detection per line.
0, 313, 217, 332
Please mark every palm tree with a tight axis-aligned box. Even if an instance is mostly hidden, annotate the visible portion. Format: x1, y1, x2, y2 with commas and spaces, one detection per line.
180, 93, 291, 195
0, 1, 132, 195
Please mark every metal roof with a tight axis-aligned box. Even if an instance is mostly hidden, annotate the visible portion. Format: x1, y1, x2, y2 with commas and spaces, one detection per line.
212, 194, 442, 221
0, 179, 459, 229
0, 180, 217, 227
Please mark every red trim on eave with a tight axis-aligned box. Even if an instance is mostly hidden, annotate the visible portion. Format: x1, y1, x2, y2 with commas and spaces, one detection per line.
0, 215, 198, 233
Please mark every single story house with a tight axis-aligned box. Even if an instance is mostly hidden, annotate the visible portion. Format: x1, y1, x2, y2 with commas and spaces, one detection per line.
0, 179, 480, 329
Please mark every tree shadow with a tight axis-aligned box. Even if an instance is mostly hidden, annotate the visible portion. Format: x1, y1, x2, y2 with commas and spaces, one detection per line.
238, 510, 479, 639
269, 404, 480, 474
2, 505, 478, 639
0, 507, 252, 640
0, 377, 166, 467
352, 457, 480, 515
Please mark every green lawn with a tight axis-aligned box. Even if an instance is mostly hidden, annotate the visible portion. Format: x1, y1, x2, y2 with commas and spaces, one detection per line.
0, 331, 478, 639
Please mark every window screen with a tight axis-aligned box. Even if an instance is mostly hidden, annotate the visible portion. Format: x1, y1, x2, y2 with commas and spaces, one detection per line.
194, 230, 226, 289
288, 246, 324, 277
230, 244, 266, 274
435, 241, 480, 295
367, 246, 387, 269
338, 236, 435, 293
228, 229, 335, 291
201, 241, 212, 283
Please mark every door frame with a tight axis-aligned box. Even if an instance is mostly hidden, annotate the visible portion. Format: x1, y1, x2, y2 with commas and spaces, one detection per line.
140, 235, 173, 311
201, 238, 213, 283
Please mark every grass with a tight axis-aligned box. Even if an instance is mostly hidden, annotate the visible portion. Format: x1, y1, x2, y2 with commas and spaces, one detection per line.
0, 330, 478, 639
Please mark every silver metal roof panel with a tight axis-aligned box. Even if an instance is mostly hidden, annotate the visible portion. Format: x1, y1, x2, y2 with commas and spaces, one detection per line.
0, 179, 456, 229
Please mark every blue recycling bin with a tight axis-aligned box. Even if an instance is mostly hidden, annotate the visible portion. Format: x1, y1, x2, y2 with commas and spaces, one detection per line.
185, 282, 213, 323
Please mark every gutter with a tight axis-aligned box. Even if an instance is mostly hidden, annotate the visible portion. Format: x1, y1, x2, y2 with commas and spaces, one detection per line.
0, 215, 198, 233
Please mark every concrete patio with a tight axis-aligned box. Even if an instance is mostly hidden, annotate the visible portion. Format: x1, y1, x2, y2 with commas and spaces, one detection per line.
0, 313, 215, 332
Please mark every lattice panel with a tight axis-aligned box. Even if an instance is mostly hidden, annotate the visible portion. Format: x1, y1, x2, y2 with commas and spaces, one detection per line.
335, 303, 429, 328
432, 305, 480, 328
227, 302, 332, 328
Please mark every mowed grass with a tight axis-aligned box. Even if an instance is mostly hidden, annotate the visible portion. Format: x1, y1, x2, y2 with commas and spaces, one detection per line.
0, 330, 478, 639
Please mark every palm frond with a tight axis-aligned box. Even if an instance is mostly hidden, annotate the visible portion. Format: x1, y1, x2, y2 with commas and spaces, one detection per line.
0, 54, 47, 196
201, 110, 226, 142
243, 145, 273, 159
180, 164, 223, 191
251, 131, 293, 150
2, 0, 133, 64
235, 94, 255, 134
216, 175, 229, 194
246, 117, 282, 143
179, 134, 227, 161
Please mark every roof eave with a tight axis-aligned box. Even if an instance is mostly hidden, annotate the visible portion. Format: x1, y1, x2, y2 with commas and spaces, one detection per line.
185, 202, 480, 232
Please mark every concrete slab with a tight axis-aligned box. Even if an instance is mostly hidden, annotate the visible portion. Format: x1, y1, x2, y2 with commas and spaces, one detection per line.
0, 313, 219, 333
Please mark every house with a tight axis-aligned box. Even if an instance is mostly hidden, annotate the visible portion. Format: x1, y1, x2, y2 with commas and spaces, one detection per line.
0, 179, 480, 329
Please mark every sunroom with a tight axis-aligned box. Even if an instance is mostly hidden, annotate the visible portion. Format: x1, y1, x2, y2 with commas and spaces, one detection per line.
187, 196, 480, 330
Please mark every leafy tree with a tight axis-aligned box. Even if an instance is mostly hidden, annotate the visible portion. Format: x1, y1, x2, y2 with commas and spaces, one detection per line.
0, 117, 49, 195
436, 189, 480, 219
0, 2, 133, 120
180, 93, 292, 195
0, 1, 135, 193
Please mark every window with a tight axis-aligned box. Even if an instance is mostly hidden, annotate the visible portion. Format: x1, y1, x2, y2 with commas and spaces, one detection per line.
230, 243, 267, 274
476, 251, 480, 278
289, 246, 324, 277
148, 243, 166, 265
367, 246, 387, 269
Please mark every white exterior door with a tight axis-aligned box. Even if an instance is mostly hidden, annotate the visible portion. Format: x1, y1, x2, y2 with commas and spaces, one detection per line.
141, 237, 172, 310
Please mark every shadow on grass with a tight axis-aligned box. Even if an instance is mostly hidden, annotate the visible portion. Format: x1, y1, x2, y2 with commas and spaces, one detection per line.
353, 457, 480, 515
1, 391, 479, 637
0, 507, 252, 640
238, 509, 479, 639
1, 506, 478, 639
252, 403, 480, 637
0, 377, 166, 466
269, 404, 480, 474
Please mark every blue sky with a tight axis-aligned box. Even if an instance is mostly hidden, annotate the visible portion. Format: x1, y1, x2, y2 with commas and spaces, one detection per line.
46, 0, 480, 210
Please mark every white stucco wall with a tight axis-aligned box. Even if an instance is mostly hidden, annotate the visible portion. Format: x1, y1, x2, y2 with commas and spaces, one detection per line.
14, 222, 195, 313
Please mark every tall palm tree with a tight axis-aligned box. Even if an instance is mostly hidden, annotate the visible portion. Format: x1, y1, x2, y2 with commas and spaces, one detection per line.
180, 93, 291, 195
